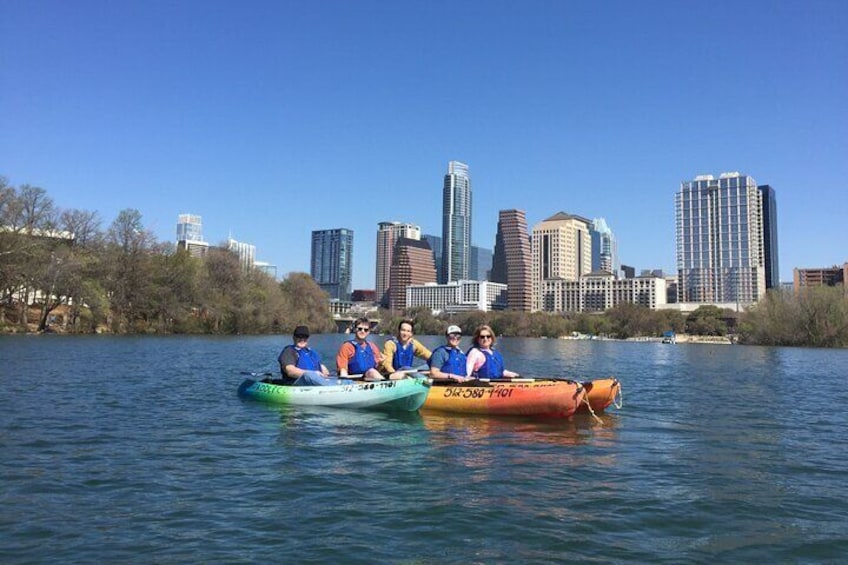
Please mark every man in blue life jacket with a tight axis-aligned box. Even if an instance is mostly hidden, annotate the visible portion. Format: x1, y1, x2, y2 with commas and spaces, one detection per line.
335, 317, 384, 381
278, 326, 352, 386
428, 325, 473, 383
380, 319, 432, 379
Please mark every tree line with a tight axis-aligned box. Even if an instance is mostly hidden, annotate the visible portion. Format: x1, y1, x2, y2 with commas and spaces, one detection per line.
3, 177, 846, 346
0, 178, 335, 334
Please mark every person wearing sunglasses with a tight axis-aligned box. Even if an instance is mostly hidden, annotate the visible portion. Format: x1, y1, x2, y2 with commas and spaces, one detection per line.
381, 319, 432, 379
278, 325, 352, 386
336, 317, 384, 381
427, 325, 472, 383
466, 324, 519, 379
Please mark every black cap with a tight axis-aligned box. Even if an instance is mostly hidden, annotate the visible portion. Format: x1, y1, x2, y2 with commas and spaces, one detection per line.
293, 325, 310, 338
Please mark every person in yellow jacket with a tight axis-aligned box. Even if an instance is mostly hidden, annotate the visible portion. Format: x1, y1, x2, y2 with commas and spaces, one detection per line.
380, 319, 432, 379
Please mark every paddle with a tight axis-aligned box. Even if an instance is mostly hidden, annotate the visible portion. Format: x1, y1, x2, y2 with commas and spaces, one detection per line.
240, 371, 274, 377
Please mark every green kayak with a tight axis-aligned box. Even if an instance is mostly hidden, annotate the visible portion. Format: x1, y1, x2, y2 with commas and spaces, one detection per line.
237, 376, 431, 411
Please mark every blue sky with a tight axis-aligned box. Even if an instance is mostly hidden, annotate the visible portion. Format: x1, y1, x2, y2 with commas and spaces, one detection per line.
3, 0, 846, 288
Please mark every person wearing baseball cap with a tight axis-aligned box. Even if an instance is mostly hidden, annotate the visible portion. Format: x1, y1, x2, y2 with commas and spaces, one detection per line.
278, 325, 351, 386
427, 324, 472, 383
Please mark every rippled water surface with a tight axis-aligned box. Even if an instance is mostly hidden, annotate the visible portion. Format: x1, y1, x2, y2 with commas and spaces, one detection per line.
2, 334, 847, 563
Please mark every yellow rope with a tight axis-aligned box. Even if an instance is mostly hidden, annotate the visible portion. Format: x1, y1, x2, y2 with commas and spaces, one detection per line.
581, 386, 603, 424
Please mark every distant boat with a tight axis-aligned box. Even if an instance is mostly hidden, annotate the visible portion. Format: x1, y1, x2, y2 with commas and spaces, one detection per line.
661, 331, 676, 344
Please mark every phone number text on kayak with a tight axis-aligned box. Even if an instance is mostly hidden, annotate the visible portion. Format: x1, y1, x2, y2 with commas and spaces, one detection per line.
439, 387, 514, 399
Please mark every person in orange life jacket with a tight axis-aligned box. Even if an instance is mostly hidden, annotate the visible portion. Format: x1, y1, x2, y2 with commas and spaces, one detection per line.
427, 325, 473, 383
278, 326, 353, 386
336, 317, 384, 381
381, 319, 432, 379
466, 324, 519, 379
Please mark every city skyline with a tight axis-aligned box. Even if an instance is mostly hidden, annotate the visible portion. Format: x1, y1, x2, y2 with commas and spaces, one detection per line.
3, 2, 846, 289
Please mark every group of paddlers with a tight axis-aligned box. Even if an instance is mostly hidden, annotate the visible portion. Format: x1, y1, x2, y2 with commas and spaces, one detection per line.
277, 317, 518, 386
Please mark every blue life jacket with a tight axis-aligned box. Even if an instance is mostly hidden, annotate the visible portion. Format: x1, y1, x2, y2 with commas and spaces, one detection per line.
347, 340, 377, 374
430, 345, 467, 375
390, 337, 415, 369
280, 344, 321, 371
468, 346, 504, 378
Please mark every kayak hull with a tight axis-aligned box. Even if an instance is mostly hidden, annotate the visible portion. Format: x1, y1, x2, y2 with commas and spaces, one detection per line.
578, 378, 620, 413
238, 376, 431, 412
422, 380, 585, 418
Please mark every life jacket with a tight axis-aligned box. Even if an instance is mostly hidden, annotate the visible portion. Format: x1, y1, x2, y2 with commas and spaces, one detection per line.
280, 344, 321, 371
468, 346, 504, 378
390, 337, 415, 369
430, 345, 467, 375
347, 340, 377, 374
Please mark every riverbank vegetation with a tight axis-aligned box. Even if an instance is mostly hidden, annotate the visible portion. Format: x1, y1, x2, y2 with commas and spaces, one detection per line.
3, 178, 847, 346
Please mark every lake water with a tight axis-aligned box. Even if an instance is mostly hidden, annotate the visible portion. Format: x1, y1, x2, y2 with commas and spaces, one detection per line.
2, 334, 847, 563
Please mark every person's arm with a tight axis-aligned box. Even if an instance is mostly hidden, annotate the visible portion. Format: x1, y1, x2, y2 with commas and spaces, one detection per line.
380, 340, 397, 374
466, 348, 485, 378
336, 343, 352, 376
502, 369, 520, 378
320, 363, 330, 376
413, 340, 432, 364
369, 342, 384, 364
280, 348, 299, 377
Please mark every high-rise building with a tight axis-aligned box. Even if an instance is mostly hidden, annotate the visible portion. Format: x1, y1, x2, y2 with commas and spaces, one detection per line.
531, 212, 592, 311
675, 172, 766, 305
176, 213, 209, 257
311, 228, 353, 301
758, 185, 780, 289
469, 245, 493, 281
423, 234, 443, 282
227, 237, 256, 272
590, 218, 619, 277
441, 161, 472, 283
491, 209, 533, 311
375, 221, 421, 307
388, 238, 437, 311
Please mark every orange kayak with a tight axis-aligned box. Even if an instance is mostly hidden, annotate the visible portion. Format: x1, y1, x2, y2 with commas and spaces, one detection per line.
578, 378, 621, 413
423, 379, 585, 418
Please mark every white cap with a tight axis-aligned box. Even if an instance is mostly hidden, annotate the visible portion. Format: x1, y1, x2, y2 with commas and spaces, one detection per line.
446, 325, 462, 335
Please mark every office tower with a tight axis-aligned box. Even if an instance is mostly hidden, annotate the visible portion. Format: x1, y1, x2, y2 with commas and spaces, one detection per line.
491, 209, 533, 311
176, 213, 209, 257
621, 265, 635, 279
675, 172, 765, 304
469, 246, 493, 281
423, 234, 443, 282
758, 185, 780, 289
531, 212, 592, 311
311, 228, 353, 301
388, 238, 437, 311
441, 161, 472, 283
590, 218, 619, 276
227, 237, 256, 272
375, 221, 421, 307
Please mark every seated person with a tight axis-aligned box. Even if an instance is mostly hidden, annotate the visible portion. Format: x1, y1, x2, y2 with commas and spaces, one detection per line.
278, 326, 352, 386
427, 325, 472, 383
381, 319, 432, 379
336, 317, 384, 381
466, 324, 519, 379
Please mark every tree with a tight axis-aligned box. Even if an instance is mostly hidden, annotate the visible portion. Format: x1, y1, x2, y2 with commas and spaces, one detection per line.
104, 209, 157, 332
279, 272, 334, 333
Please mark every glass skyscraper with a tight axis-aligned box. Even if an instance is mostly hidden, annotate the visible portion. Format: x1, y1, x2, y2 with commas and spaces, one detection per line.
590, 218, 618, 277
758, 184, 780, 289
441, 161, 472, 283
310, 228, 353, 301
675, 172, 766, 305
